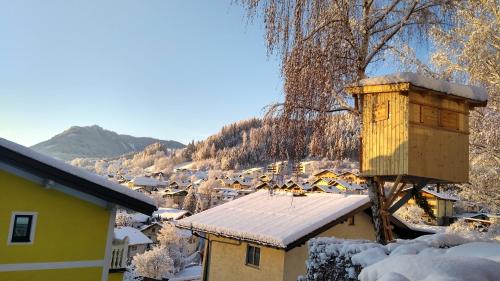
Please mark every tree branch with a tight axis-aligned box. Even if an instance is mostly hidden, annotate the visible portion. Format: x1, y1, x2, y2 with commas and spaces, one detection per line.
364, 0, 420, 68
367, 0, 403, 31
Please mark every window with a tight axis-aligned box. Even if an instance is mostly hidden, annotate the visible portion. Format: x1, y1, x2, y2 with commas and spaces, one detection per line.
246, 245, 260, 267
373, 100, 390, 122
9, 212, 37, 244
348, 216, 355, 225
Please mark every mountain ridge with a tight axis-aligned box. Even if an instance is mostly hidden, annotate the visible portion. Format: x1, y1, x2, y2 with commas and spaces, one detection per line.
31, 125, 185, 161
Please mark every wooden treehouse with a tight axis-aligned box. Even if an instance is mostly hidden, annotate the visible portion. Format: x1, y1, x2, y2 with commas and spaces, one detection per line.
345, 72, 488, 242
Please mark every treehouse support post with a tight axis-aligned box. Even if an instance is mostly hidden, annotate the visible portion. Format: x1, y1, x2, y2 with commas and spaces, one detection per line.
367, 177, 391, 244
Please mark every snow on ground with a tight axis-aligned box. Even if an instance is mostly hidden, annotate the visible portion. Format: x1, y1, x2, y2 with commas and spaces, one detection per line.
355, 234, 500, 281
304, 233, 500, 281
360, 255, 500, 281
169, 265, 202, 281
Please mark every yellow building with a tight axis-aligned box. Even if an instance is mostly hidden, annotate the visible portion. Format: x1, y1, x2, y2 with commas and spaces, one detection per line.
338, 171, 366, 185
0, 138, 156, 281
401, 187, 458, 226
177, 190, 376, 281
312, 169, 338, 180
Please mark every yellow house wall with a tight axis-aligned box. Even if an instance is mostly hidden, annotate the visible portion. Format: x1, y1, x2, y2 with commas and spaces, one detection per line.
0, 170, 111, 280
0, 267, 104, 281
203, 211, 375, 281
108, 272, 125, 281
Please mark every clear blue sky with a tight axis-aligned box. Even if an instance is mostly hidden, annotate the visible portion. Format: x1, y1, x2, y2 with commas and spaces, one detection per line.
0, 1, 425, 147
0, 0, 282, 146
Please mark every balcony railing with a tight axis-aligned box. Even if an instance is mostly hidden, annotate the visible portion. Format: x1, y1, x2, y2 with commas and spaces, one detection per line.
110, 236, 129, 271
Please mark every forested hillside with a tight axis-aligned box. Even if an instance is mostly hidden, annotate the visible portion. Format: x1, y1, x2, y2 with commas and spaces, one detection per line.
184, 114, 360, 170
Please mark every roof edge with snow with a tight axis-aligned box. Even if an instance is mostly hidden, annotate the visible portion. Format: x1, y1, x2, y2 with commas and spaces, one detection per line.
0, 138, 157, 215
346, 72, 488, 103
178, 200, 372, 250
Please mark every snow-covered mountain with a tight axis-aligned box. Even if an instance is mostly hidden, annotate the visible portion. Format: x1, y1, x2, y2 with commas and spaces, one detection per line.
31, 125, 185, 161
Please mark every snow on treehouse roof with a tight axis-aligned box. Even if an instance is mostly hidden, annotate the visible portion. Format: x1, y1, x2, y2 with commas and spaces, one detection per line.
0, 137, 156, 215
177, 190, 370, 249
348, 72, 488, 103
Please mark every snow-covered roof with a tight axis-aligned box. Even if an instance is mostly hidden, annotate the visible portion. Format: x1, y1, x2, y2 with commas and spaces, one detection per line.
177, 190, 370, 248
0, 138, 156, 215
131, 176, 166, 187
350, 72, 488, 103
169, 265, 202, 281
114, 227, 153, 245
392, 214, 447, 234
422, 188, 459, 201
313, 169, 339, 177
312, 185, 342, 193
153, 208, 190, 220
129, 212, 150, 223
333, 179, 366, 190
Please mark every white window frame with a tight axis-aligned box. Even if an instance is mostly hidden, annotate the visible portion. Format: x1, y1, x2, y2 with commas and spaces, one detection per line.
7, 211, 38, 245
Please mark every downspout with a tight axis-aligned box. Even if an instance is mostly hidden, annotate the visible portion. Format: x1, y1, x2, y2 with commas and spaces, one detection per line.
191, 232, 210, 281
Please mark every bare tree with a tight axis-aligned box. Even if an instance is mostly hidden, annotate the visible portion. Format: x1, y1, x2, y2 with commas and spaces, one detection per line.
239, 0, 455, 243
239, 0, 453, 159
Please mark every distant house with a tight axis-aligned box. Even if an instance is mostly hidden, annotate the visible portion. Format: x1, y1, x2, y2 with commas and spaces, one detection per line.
169, 180, 191, 190
153, 207, 191, 221
128, 176, 168, 193
311, 177, 336, 187
337, 171, 366, 185
177, 190, 376, 281
162, 189, 189, 206
312, 169, 339, 180
286, 182, 312, 194
330, 179, 367, 194
0, 138, 156, 281
400, 187, 459, 226
255, 182, 272, 190
310, 185, 342, 194
114, 227, 153, 262
140, 222, 163, 244
242, 167, 264, 176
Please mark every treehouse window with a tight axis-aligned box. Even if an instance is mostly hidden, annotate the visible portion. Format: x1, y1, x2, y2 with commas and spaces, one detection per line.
440, 110, 459, 130
421, 105, 439, 126
373, 101, 390, 122
410, 103, 462, 131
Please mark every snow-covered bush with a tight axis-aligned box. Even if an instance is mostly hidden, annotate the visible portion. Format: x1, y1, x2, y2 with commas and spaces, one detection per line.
131, 246, 174, 280
447, 218, 499, 242
302, 234, 500, 281
299, 238, 380, 281
115, 211, 134, 227
394, 205, 426, 225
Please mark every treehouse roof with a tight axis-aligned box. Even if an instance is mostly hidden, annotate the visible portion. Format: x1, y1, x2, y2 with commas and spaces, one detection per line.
347, 72, 488, 104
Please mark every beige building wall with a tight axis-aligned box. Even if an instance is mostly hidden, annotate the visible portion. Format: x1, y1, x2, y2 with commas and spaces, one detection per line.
204, 235, 285, 281
283, 211, 375, 281
203, 210, 376, 281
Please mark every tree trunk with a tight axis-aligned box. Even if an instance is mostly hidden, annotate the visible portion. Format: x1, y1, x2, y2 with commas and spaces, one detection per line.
367, 178, 388, 244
